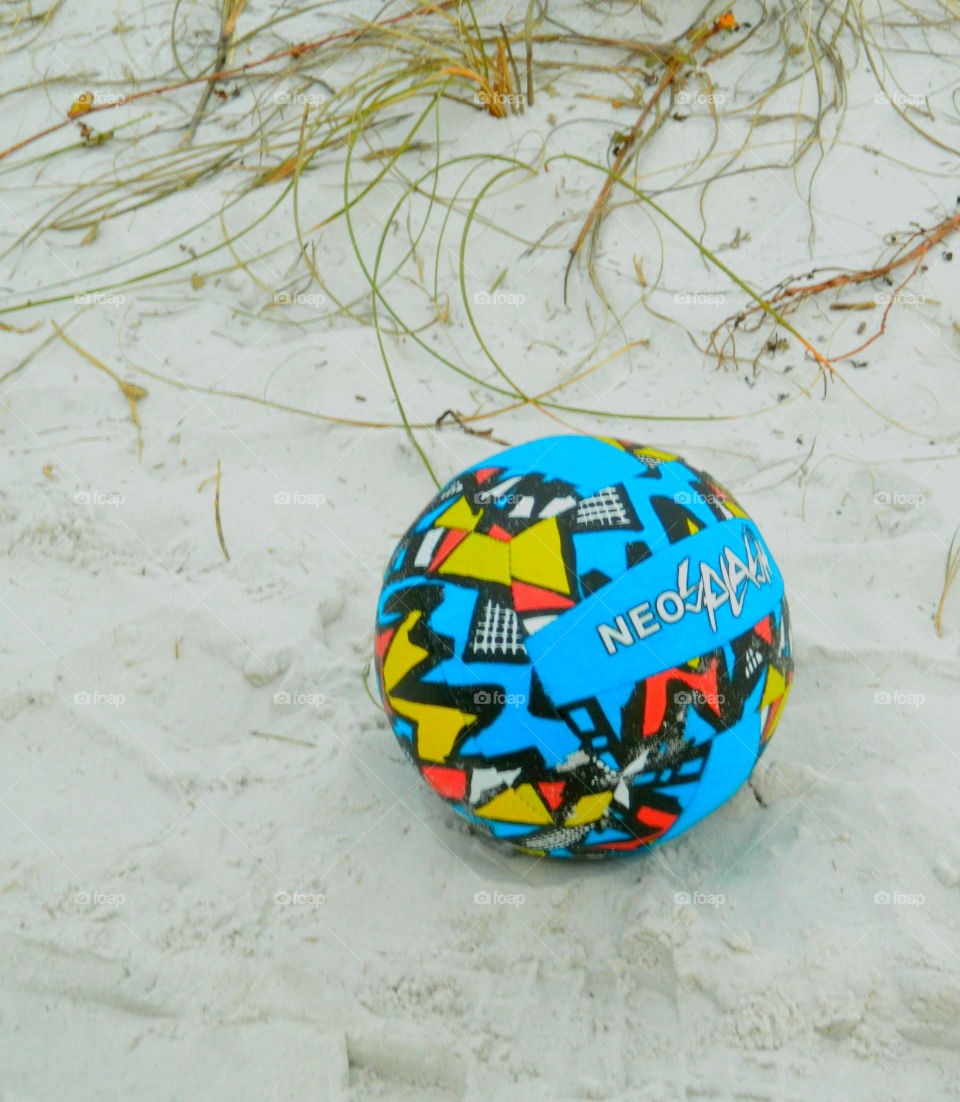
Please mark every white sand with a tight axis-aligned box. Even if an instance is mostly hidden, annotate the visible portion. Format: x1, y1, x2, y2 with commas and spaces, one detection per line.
2, 2, 960, 1098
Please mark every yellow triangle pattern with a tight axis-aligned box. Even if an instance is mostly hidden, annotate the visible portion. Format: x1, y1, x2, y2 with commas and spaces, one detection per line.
475, 784, 553, 825
435, 497, 481, 532
388, 697, 475, 763
760, 665, 786, 709
382, 610, 427, 693
565, 791, 613, 826
509, 517, 569, 594
761, 672, 792, 743
438, 533, 511, 585
382, 609, 476, 763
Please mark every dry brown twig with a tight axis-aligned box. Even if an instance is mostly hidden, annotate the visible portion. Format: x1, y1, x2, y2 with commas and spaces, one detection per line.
563, 11, 738, 303
0, 0, 460, 164
435, 409, 510, 445
181, 0, 248, 147
710, 209, 960, 368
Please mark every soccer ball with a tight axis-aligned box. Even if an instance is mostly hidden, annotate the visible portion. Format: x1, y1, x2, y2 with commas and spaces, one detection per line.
374, 435, 793, 857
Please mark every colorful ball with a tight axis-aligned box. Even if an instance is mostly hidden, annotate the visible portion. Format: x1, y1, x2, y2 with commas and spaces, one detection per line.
374, 435, 794, 857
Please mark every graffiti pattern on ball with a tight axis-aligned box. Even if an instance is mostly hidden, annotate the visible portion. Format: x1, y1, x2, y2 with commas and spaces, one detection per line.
375, 436, 794, 857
